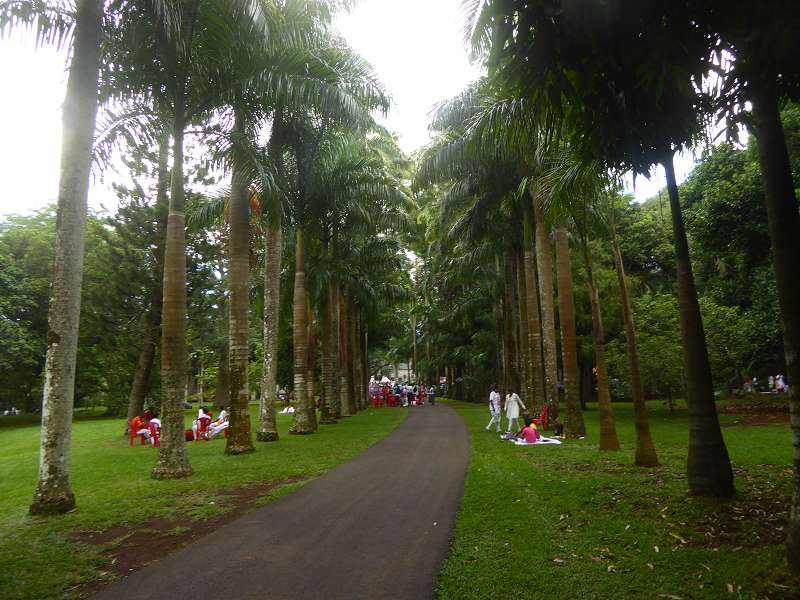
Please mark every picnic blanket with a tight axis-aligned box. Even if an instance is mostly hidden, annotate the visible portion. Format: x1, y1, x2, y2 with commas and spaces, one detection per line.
508, 436, 562, 446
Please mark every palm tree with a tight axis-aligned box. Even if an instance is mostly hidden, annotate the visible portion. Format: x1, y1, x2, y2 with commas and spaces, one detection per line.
530, 180, 559, 420
609, 197, 658, 466
553, 226, 586, 438
13, 0, 105, 514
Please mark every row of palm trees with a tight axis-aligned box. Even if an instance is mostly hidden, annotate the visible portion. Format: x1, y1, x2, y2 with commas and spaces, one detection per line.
4, 0, 409, 514
421, 0, 800, 571
416, 81, 657, 467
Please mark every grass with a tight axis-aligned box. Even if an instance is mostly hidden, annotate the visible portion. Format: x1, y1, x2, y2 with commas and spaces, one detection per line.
0, 405, 406, 599
437, 399, 797, 600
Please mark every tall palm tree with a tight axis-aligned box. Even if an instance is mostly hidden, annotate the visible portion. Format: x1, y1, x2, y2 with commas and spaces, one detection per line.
609, 198, 658, 466
554, 226, 586, 438
12, 0, 105, 513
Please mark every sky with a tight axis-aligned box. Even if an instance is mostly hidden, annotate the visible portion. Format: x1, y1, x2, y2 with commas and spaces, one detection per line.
0, 0, 690, 220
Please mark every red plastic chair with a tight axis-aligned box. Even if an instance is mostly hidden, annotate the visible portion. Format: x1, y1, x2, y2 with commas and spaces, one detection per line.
532, 404, 550, 431
148, 421, 161, 447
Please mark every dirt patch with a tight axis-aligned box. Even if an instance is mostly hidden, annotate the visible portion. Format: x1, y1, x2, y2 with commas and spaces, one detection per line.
721, 413, 790, 427
73, 477, 306, 597
718, 400, 789, 427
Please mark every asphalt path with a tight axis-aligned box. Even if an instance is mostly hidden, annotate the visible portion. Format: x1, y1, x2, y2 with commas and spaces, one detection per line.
92, 403, 470, 600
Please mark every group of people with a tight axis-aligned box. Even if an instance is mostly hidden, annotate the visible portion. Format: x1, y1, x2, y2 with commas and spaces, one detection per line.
743, 374, 790, 394
368, 376, 437, 407
189, 407, 229, 440
486, 384, 562, 445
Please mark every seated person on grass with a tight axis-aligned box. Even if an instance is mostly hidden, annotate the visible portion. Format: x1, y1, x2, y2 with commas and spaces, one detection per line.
516, 416, 541, 444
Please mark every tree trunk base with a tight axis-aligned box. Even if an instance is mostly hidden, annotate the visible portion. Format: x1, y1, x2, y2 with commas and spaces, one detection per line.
289, 427, 315, 435
29, 491, 75, 515
599, 440, 621, 451
256, 431, 279, 442
151, 466, 193, 480
225, 444, 255, 455
635, 446, 660, 468
319, 418, 337, 425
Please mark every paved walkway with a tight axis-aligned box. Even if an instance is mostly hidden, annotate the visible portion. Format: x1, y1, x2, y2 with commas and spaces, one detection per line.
93, 404, 470, 600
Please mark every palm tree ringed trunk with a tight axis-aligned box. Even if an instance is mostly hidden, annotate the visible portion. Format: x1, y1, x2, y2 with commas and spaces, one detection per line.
319, 284, 337, 424
290, 228, 313, 434
257, 219, 282, 440
225, 111, 254, 454
30, 0, 104, 514
610, 222, 658, 466
152, 91, 192, 479
748, 80, 800, 569
663, 153, 733, 497
555, 226, 586, 438
531, 180, 559, 422
125, 131, 169, 434
338, 288, 353, 417
582, 243, 620, 451
305, 300, 318, 430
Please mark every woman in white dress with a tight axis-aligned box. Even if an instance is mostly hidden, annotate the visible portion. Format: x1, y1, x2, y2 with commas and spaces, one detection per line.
505, 390, 526, 433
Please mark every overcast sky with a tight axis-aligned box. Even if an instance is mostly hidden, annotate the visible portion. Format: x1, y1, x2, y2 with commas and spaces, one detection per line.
0, 0, 690, 220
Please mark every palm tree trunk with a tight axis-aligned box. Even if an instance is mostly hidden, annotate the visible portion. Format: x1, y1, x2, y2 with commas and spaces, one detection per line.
555, 227, 586, 438
503, 250, 520, 395
349, 300, 362, 411
338, 289, 353, 417
522, 209, 545, 410
663, 154, 733, 497
531, 180, 559, 421
30, 0, 103, 514
610, 222, 658, 466
152, 91, 192, 479
215, 338, 230, 410
257, 110, 285, 442
306, 300, 318, 430
748, 84, 800, 568
516, 251, 533, 407
582, 244, 620, 451
320, 284, 337, 424
331, 280, 342, 419
290, 228, 313, 434
125, 132, 169, 433
225, 111, 254, 454
257, 219, 282, 440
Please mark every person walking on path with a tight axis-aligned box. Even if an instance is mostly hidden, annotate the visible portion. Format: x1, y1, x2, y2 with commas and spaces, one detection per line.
486, 384, 502, 432
428, 385, 436, 405
505, 389, 526, 433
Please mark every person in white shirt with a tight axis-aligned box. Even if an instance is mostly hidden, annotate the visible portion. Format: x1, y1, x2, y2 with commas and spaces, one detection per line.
206, 409, 229, 439
486, 385, 502, 432
505, 389, 526, 433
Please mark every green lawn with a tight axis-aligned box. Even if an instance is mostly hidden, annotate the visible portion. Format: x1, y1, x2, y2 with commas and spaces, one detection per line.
437, 399, 797, 600
0, 406, 406, 599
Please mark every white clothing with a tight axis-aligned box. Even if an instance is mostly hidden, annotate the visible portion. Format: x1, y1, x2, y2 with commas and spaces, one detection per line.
486, 412, 501, 431
489, 391, 502, 414
504, 393, 525, 419
206, 420, 229, 439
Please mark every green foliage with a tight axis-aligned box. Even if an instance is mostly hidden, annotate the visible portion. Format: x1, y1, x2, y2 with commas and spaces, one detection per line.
606, 293, 683, 400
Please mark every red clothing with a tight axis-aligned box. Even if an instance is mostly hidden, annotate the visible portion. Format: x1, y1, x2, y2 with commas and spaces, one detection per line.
521, 426, 540, 444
